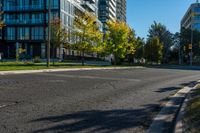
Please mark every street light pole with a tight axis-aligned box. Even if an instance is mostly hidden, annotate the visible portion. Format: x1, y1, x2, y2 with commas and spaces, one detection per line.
47, 0, 51, 67
190, 25, 193, 66
178, 44, 181, 65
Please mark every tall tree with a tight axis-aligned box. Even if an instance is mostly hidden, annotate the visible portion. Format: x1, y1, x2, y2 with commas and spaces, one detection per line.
105, 21, 135, 65
148, 21, 173, 63
145, 36, 163, 63
126, 29, 137, 63
51, 18, 68, 64
72, 12, 102, 66
134, 37, 145, 59
169, 32, 181, 63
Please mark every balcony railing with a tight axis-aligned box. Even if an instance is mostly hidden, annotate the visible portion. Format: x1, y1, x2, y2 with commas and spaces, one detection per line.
5, 19, 47, 25
4, 5, 44, 11
3, 5, 59, 11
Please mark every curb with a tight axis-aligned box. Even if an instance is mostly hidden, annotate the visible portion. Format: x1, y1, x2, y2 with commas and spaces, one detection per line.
147, 81, 198, 133
174, 81, 200, 133
0, 66, 143, 75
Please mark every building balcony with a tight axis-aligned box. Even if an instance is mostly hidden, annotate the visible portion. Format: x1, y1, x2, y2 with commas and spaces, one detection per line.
84, 0, 96, 4
81, 2, 96, 12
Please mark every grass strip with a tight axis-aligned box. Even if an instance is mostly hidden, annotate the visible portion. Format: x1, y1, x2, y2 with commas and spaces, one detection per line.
184, 84, 200, 133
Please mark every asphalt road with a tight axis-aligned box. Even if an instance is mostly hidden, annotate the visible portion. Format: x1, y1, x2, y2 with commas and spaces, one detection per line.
0, 68, 200, 133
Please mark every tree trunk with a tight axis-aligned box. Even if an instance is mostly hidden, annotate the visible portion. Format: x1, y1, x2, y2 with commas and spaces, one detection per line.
53, 46, 55, 66
114, 54, 118, 65
81, 51, 85, 66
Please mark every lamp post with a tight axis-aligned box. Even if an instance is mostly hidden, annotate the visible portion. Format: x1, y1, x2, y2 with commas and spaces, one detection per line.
190, 28, 193, 66
47, 0, 51, 67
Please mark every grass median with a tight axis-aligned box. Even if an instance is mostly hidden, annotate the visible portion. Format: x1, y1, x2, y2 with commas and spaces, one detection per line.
184, 84, 200, 133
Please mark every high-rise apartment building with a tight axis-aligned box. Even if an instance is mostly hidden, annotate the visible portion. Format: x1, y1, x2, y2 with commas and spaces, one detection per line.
116, 0, 126, 22
0, 0, 100, 59
98, 0, 127, 32
181, 1, 200, 31
98, 0, 117, 32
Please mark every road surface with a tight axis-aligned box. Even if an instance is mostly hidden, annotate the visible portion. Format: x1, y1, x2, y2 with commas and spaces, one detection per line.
0, 67, 199, 133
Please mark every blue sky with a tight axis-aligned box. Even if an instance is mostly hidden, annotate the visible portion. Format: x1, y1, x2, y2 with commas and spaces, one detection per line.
127, 0, 195, 38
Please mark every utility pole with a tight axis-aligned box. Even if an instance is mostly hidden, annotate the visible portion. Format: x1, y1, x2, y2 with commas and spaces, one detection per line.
47, 0, 51, 67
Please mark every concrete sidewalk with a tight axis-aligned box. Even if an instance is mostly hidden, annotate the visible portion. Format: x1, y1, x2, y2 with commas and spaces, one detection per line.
0, 66, 143, 75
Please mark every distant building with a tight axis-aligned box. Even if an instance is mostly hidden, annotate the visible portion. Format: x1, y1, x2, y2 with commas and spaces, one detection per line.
181, 1, 200, 31
116, 0, 126, 22
98, 0, 117, 32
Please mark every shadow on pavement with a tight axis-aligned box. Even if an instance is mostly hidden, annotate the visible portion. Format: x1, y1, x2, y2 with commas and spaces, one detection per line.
31, 104, 161, 133
155, 81, 197, 94
146, 65, 200, 71
155, 87, 180, 93
30, 81, 198, 133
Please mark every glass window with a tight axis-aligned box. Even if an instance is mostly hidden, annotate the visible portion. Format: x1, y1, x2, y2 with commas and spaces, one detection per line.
6, 27, 15, 40
17, 27, 30, 40
194, 7, 200, 12
31, 27, 44, 40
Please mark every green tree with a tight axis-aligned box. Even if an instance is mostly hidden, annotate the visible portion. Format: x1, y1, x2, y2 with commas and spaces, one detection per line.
168, 32, 181, 64
105, 21, 134, 65
72, 12, 102, 66
126, 29, 137, 63
145, 36, 163, 63
148, 21, 173, 63
134, 37, 145, 59
51, 18, 68, 65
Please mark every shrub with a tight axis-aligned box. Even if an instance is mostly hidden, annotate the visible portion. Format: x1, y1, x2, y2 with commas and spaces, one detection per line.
33, 56, 41, 63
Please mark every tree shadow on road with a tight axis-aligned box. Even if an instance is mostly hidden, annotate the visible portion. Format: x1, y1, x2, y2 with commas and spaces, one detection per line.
146, 65, 200, 71
155, 81, 197, 94
155, 87, 180, 93
30, 81, 199, 133
31, 104, 161, 133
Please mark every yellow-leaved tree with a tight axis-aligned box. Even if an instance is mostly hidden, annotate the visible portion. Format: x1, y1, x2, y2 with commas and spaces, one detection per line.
71, 12, 103, 66
0, 4, 5, 29
105, 21, 136, 65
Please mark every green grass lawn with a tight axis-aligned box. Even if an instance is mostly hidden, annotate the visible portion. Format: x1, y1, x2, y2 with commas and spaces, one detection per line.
0, 61, 110, 71
184, 85, 200, 133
